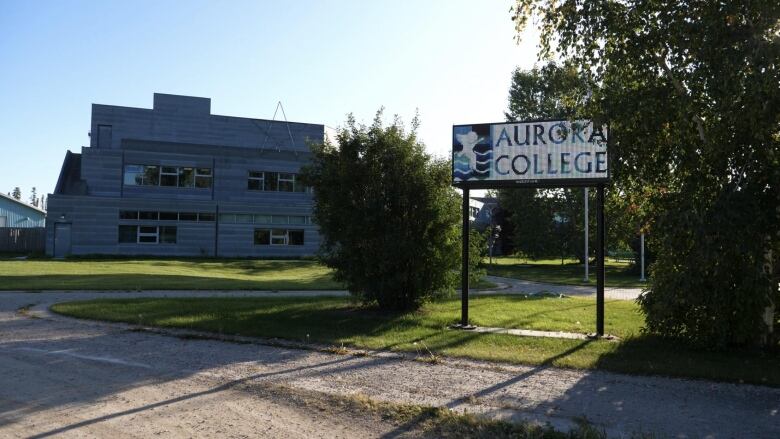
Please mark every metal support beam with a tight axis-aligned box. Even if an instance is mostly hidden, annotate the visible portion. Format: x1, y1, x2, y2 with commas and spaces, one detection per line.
584, 187, 589, 281
461, 187, 470, 327
596, 184, 606, 336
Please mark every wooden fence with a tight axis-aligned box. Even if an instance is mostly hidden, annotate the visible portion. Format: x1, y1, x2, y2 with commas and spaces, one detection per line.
0, 227, 46, 254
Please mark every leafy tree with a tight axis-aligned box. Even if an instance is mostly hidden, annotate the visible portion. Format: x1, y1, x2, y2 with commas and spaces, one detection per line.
29, 187, 37, 207
300, 111, 461, 311
11, 187, 21, 200
513, 0, 780, 347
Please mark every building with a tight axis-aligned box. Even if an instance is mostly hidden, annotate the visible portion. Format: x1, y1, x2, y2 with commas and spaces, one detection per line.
46, 93, 324, 258
0, 192, 46, 228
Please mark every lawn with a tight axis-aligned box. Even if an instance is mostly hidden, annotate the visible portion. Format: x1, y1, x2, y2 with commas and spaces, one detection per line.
0, 258, 342, 290
0, 258, 496, 291
486, 257, 646, 288
51, 295, 780, 387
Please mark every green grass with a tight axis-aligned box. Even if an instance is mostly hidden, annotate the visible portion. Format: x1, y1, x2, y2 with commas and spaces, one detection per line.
51, 295, 780, 387
486, 257, 646, 288
0, 257, 496, 291
0, 258, 342, 290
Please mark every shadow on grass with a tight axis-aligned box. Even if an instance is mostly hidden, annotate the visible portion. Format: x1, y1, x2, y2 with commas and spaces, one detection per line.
0, 273, 341, 291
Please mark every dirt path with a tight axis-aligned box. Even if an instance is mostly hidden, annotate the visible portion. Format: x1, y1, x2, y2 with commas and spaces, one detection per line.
1, 291, 777, 438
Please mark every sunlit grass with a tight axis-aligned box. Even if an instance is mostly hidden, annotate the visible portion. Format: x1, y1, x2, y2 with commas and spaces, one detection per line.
52, 295, 780, 386
486, 256, 645, 288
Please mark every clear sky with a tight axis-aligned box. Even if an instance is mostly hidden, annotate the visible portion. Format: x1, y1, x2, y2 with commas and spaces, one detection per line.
0, 0, 540, 202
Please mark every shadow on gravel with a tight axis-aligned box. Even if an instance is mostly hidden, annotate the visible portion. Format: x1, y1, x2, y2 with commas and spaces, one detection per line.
0, 322, 404, 437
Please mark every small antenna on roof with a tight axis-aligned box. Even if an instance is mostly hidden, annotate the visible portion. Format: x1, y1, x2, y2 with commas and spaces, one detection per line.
257, 101, 297, 155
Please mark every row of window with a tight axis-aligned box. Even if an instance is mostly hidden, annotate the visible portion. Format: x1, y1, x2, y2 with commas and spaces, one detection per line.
123, 166, 311, 194
119, 210, 215, 222
218, 213, 311, 225
248, 171, 309, 192
254, 229, 304, 246
117, 225, 304, 246
124, 165, 213, 188
119, 225, 177, 244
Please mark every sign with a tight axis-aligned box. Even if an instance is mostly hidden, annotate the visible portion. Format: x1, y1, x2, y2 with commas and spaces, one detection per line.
452, 119, 608, 188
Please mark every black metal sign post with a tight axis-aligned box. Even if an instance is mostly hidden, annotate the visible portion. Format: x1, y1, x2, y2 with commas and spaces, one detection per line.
460, 187, 472, 328
452, 118, 610, 337
596, 183, 606, 336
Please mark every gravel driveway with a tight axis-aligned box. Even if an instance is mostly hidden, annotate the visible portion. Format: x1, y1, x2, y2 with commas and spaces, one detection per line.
1, 290, 777, 438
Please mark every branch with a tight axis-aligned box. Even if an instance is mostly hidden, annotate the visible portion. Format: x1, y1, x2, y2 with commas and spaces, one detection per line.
654, 50, 707, 144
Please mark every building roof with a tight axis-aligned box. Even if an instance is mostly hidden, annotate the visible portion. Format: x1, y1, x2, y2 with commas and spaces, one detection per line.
0, 192, 47, 215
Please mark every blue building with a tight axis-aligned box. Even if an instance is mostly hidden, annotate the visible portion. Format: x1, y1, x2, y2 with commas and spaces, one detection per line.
46, 93, 324, 258
0, 192, 46, 228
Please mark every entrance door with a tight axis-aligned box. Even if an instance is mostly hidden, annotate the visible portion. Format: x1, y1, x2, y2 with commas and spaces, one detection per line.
54, 223, 71, 258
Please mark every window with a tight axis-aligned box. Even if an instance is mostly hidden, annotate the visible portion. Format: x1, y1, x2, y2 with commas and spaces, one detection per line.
178, 167, 194, 188
138, 226, 158, 243
265, 172, 279, 191
288, 230, 304, 245
198, 213, 215, 222
247, 170, 309, 192
0, 216, 6, 227
254, 214, 272, 224
118, 225, 176, 244
159, 212, 178, 221
278, 173, 295, 192
221, 213, 311, 225
160, 166, 178, 187
123, 165, 144, 186
248, 171, 264, 190
195, 168, 212, 188
272, 215, 288, 224
235, 214, 253, 223
271, 229, 287, 245
288, 216, 306, 225
139, 211, 159, 220
124, 164, 211, 188
178, 212, 198, 221
254, 229, 270, 245
159, 226, 177, 244
219, 213, 236, 223
119, 210, 138, 220
118, 225, 136, 243
254, 228, 304, 246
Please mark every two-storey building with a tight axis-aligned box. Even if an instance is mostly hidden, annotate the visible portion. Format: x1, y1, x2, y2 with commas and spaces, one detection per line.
46, 93, 323, 258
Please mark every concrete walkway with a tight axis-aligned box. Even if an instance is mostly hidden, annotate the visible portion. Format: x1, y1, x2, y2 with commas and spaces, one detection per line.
478, 275, 644, 300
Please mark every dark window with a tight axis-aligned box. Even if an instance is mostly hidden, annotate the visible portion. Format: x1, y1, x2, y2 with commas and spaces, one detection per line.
119, 210, 138, 220
160, 167, 178, 187
198, 213, 215, 222
159, 212, 178, 221
138, 226, 158, 243
179, 212, 198, 221
265, 172, 279, 191
271, 229, 287, 245
278, 173, 295, 192
288, 230, 304, 246
248, 171, 263, 190
253, 229, 270, 245
139, 211, 159, 220
118, 225, 137, 243
195, 168, 212, 188
159, 226, 177, 244
144, 166, 160, 186
272, 215, 288, 224
178, 167, 194, 187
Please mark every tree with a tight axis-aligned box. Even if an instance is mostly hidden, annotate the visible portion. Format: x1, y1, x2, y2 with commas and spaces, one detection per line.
29, 187, 37, 207
513, 0, 780, 347
299, 111, 461, 311
12, 187, 21, 200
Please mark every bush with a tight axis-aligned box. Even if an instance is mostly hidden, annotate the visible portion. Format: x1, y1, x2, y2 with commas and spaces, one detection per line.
300, 112, 461, 311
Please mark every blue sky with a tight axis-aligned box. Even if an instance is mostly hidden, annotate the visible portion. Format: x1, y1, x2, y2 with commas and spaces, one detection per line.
0, 0, 540, 201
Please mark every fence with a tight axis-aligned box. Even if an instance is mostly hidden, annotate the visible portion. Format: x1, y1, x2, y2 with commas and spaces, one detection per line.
0, 227, 46, 254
